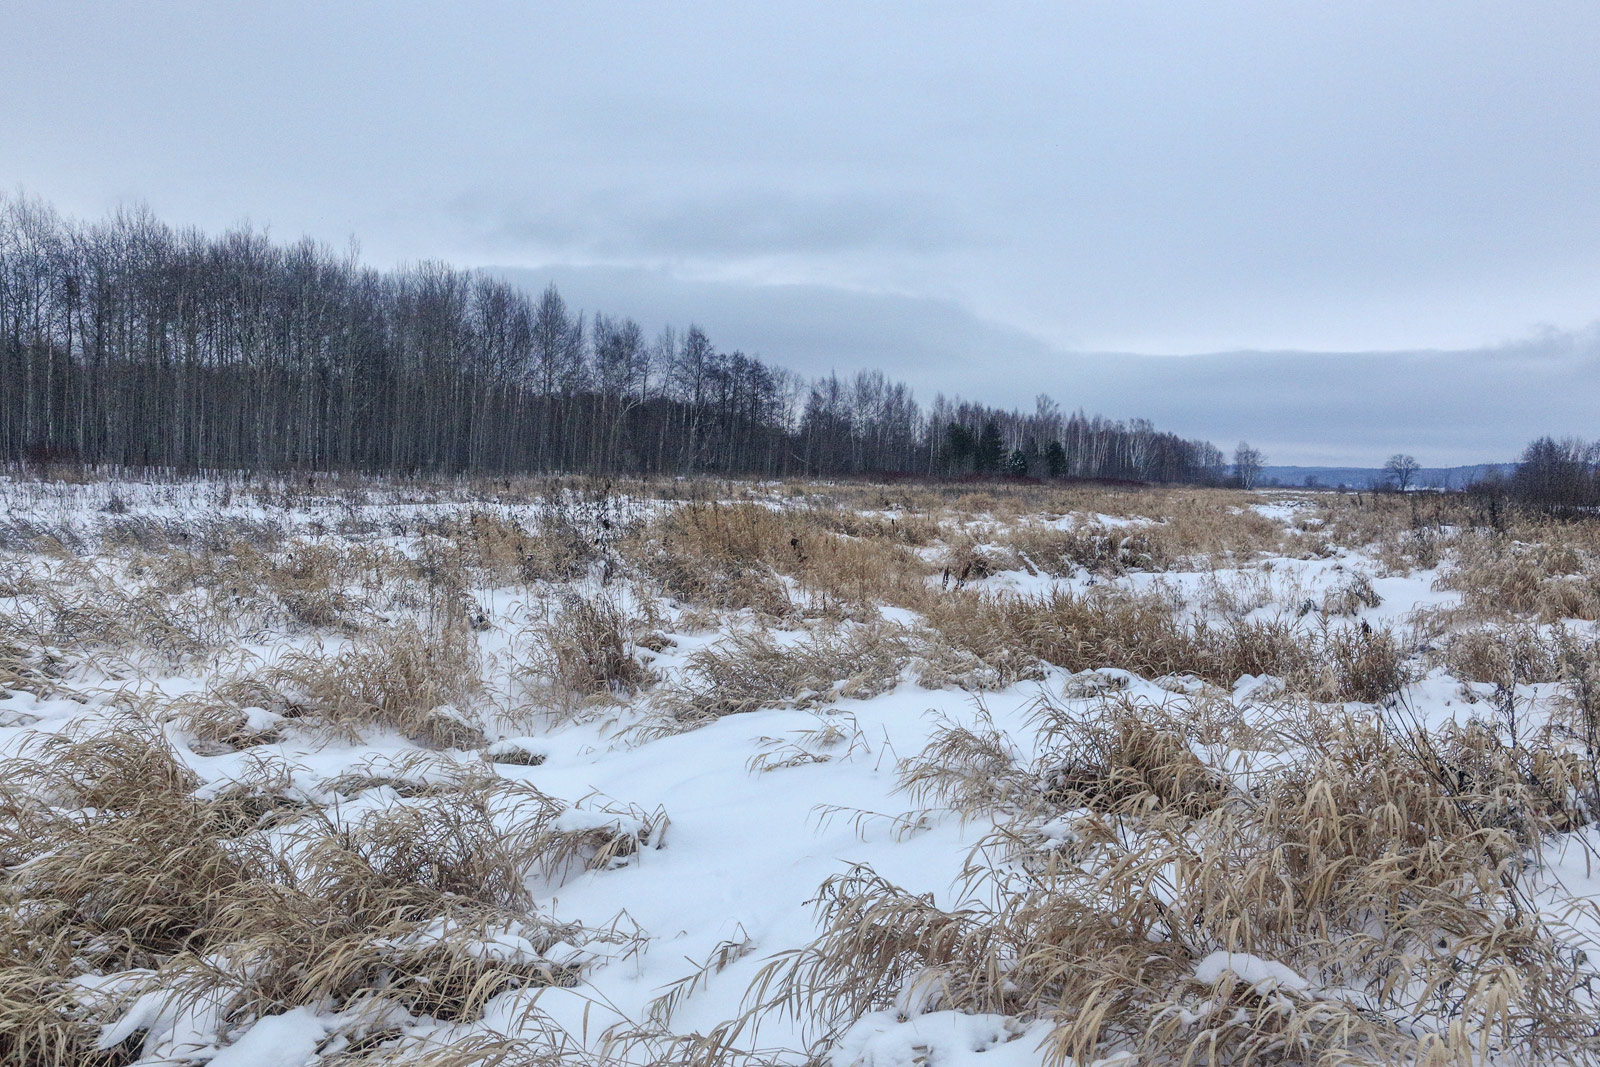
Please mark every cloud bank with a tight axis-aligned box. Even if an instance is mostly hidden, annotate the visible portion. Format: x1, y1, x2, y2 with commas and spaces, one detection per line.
496, 266, 1599, 467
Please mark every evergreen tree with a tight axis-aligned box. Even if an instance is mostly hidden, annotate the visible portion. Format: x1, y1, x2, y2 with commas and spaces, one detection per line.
943, 422, 975, 473
1005, 448, 1029, 478
975, 419, 1005, 473
1045, 440, 1067, 478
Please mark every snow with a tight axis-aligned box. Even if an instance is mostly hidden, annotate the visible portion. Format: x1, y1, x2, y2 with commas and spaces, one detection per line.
206, 1007, 327, 1066
1250, 500, 1308, 523
831, 1011, 1052, 1067
486, 736, 550, 763
3, 478, 1595, 1065
1232, 674, 1286, 701
1192, 952, 1310, 994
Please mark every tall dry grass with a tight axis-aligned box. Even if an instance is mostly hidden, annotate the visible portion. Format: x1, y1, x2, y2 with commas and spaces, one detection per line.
264, 620, 487, 747
726, 693, 1600, 1066
1435, 527, 1600, 624
520, 591, 654, 712
918, 587, 1407, 702
10, 473, 1600, 1065
0, 714, 657, 1061
621, 498, 939, 619
645, 625, 907, 737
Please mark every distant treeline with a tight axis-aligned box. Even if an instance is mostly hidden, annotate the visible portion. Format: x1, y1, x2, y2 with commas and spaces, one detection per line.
0, 194, 1225, 481
1480, 437, 1600, 516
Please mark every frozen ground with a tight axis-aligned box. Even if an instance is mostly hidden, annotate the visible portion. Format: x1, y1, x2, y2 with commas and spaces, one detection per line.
3, 475, 1599, 1065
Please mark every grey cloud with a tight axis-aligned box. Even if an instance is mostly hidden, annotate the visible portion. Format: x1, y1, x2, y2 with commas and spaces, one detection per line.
495, 265, 1600, 467
1058, 339, 1600, 467
6, 1, 1598, 466
454, 187, 964, 261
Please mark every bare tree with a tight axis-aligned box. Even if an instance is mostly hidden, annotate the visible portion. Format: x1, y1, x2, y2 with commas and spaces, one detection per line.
1233, 441, 1265, 489
1512, 437, 1598, 513
0, 192, 1238, 485
1383, 453, 1421, 491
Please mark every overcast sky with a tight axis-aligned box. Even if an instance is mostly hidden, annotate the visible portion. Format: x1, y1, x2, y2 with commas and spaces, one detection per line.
5, 2, 1598, 464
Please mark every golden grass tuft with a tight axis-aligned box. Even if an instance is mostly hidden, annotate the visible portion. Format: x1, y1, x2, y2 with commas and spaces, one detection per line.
626, 502, 796, 616
0, 954, 131, 1067
938, 535, 1022, 586
521, 591, 653, 709
0, 715, 656, 1055
624, 499, 935, 618
732, 693, 1600, 1066
1433, 525, 1600, 623
266, 619, 486, 747
916, 585, 1409, 702
648, 625, 907, 735
1319, 570, 1382, 616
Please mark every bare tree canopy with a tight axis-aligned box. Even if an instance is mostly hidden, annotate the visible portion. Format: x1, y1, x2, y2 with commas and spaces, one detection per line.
0, 194, 1227, 482
1508, 437, 1600, 514
1233, 442, 1265, 489
1383, 453, 1421, 491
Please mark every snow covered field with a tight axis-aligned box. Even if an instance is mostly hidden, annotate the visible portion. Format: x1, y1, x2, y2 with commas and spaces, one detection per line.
4, 474, 1600, 1066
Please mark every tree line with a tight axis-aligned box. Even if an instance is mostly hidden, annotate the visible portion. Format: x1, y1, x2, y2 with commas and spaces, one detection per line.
1485, 437, 1600, 515
0, 194, 1227, 482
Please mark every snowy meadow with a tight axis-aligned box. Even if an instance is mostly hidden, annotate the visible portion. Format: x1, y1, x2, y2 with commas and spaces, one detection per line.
4, 474, 1600, 1066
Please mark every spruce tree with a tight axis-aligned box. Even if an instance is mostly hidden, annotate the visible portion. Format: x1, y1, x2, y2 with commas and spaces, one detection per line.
1045, 440, 1067, 478
975, 419, 1005, 473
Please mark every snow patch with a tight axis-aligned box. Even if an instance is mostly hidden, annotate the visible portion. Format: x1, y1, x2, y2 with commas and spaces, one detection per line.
830, 1011, 1048, 1067
208, 1007, 328, 1066
1193, 951, 1309, 994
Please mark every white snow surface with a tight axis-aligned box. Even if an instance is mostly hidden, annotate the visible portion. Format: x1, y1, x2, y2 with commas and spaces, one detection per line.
1192, 952, 1310, 994
207, 1007, 328, 1066
1, 477, 1595, 1065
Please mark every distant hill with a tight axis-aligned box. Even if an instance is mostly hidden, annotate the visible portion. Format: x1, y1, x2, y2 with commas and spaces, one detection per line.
1258, 463, 1512, 490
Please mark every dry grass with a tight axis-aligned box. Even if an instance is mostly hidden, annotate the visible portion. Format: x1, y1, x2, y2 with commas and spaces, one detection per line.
1003, 523, 1162, 577
1435, 528, 1600, 624
0, 635, 68, 702
939, 534, 1024, 586
789, 523, 934, 617
808, 506, 942, 547
1319, 570, 1382, 616
730, 693, 1600, 1066
1005, 496, 1291, 574
647, 624, 907, 736
917, 587, 1408, 702
0, 714, 657, 1060
521, 591, 653, 711
262, 619, 486, 748
0, 562, 221, 667
1440, 622, 1566, 685
623, 499, 935, 619
10, 475, 1600, 1065
0, 949, 131, 1067
627, 502, 797, 616
417, 502, 624, 588
166, 677, 292, 754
